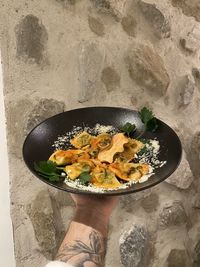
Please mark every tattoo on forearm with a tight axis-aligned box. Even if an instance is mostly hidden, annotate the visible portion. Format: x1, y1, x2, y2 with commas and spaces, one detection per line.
56, 230, 106, 267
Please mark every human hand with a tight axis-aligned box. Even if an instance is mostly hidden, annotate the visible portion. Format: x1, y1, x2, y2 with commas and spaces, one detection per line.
70, 194, 119, 234
71, 193, 119, 218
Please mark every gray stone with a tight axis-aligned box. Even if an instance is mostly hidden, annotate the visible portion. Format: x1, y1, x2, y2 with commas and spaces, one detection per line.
15, 15, 48, 65
78, 41, 104, 102
192, 67, 200, 92
174, 75, 195, 107
88, 16, 105, 36
167, 249, 189, 267
101, 66, 120, 92
194, 240, 200, 265
119, 224, 152, 267
192, 194, 200, 209
192, 68, 200, 80
27, 190, 57, 252
159, 201, 187, 228
180, 38, 195, 54
138, 1, 170, 38
90, 0, 127, 20
121, 15, 137, 37
56, 0, 76, 5
180, 26, 200, 54
180, 76, 195, 106
125, 44, 170, 97
51, 190, 74, 208
189, 131, 200, 177
26, 98, 65, 133
171, 0, 200, 22
165, 150, 194, 189
141, 193, 159, 213
120, 189, 152, 211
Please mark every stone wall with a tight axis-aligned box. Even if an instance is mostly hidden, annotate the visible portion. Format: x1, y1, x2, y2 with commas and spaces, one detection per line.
0, 0, 200, 266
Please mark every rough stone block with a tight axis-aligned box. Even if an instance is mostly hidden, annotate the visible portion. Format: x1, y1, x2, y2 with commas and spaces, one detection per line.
165, 150, 194, 189
120, 189, 152, 210
171, 0, 200, 22
141, 193, 159, 213
15, 15, 48, 65
56, 0, 76, 6
192, 68, 200, 93
180, 25, 200, 54
78, 41, 105, 102
14, 214, 48, 266
101, 66, 120, 92
138, 1, 171, 38
194, 240, 200, 265
189, 131, 200, 177
27, 190, 57, 253
26, 98, 65, 133
166, 249, 189, 267
125, 44, 170, 97
88, 16, 105, 36
159, 201, 187, 228
121, 15, 137, 37
119, 224, 152, 267
177, 75, 195, 106
90, 0, 127, 20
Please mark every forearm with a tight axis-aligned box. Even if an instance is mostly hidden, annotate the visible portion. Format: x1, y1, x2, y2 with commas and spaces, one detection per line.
55, 209, 108, 267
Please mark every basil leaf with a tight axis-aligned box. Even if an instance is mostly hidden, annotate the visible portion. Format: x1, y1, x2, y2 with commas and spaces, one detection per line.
146, 117, 159, 132
120, 122, 136, 136
78, 172, 91, 185
139, 107, 158, 132
34, 160, 63, 182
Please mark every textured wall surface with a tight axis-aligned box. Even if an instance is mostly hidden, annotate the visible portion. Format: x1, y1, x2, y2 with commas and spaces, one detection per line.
0, 0, 200, 266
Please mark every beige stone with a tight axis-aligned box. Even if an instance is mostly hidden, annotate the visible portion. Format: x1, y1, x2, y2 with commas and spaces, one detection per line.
121, 15, 137, 37
101, 66, 120, 91
171, 0, 200, 22
27, 190, 57, 253
78, 41, 105, 102
125, 44, 170, 97
138, 1, 171, 38
88, 16, 105, 36
15, 15, 48, 65
91, 0, 127, 20
165, 150, 194, 189
166, 249, 190, 267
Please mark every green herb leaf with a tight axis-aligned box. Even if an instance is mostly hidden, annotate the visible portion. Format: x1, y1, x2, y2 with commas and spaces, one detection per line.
34, 160, 63, 182
120, 122, 136, 136
78, 172, 91, 185
139, 107, 158, 132
146, 117, 158, 132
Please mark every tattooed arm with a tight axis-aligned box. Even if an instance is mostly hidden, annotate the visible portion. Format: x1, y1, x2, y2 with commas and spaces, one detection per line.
55, 195, 119, 267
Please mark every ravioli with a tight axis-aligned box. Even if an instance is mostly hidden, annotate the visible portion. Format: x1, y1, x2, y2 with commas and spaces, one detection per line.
65, 161, 92, 180
91, 165, 121, 189
98, 133, 129, 163
70, 131, 93, 149
109, 162, 149, 181
48, 130, 151, 189
118, 139, 144, 162
49, 149, 85, 165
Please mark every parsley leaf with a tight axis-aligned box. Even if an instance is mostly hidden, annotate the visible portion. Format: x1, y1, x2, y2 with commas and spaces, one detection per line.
120, 122, 136, 136
34, 160, 64, 182
139, 107, 158, 132
78, 172, 91, 185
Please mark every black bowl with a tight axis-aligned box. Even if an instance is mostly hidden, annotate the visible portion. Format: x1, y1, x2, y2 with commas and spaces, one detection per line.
23, 106, 182, 195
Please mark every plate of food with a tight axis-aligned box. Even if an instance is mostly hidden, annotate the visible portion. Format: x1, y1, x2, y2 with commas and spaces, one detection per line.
23, 106, 182, 195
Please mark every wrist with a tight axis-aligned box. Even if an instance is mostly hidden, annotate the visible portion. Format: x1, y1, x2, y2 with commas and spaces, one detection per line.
73, 207, 109, 237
